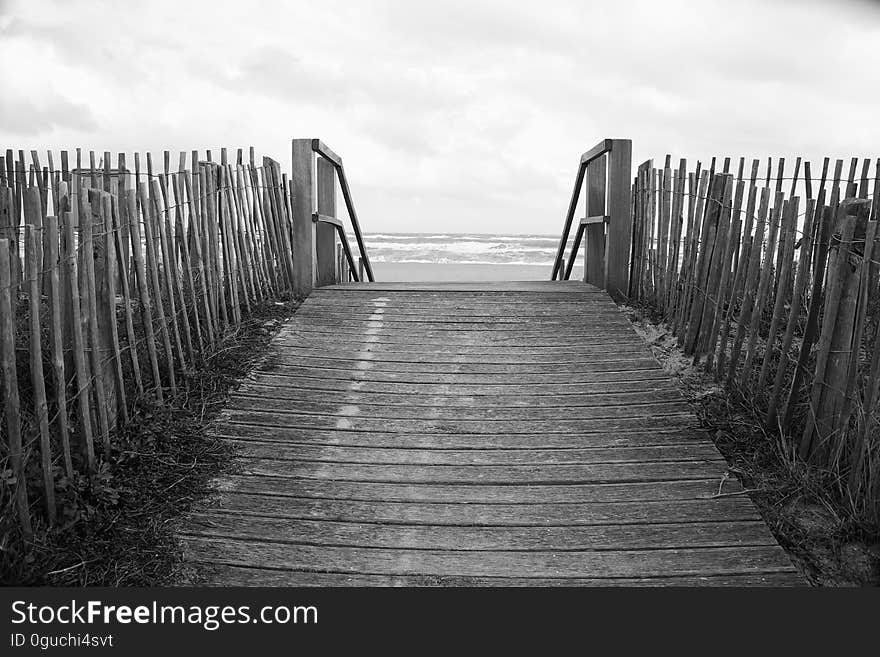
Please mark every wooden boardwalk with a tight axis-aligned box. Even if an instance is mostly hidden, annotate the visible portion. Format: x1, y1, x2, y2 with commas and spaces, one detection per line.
179, 281, 802, 586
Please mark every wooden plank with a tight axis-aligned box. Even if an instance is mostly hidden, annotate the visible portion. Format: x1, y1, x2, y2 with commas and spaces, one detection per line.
217, 425, 702, 450
265, 345, 649, 361
326, 282, 603, 292
251, 373, 671, 395
190, 565, 803, 587
214, 474, 734, 503
264, 355, 661, 374
184, 514, 778, 551
222, 411, 694, 436
196, 493, 758, 525
225, 397, 690, 421
180, 536, 794, 579
234, 386, 680, 407
225, 441, 722, 466
253, 368, 670, 387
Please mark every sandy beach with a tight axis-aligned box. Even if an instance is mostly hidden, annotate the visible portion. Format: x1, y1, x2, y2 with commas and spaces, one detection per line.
369, 262, 584, 282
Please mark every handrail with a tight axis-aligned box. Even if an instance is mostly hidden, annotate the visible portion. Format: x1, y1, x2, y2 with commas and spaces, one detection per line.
311, 140, 375, 282
551, 138, 632, 300
551, 140, 612, 280
313, 212, 359, 281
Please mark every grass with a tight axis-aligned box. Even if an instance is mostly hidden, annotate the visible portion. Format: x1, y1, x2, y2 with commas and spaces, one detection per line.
624, 302, 880, 586
0, 296, 301, 586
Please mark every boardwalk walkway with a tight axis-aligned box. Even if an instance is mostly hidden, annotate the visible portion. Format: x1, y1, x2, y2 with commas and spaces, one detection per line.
180, 281, 801, 585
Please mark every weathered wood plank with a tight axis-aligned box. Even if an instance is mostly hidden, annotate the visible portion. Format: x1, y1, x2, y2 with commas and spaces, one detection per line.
183, 514, 779, 551
181, 536, 795, 578
223, 411, 695, 435
216, 425, 704, 450
247, 375, 672, 395
232, 386, 683, 408
214, 475, 736, 503
253, 368, 667, 386
199, 493, 759, 525
224, 397, 691, 421
264, 344, 650, 362
262, 357, 663, 376
235, 459, 729, 484
224, 441, 724, 466
320, 282, 604, 292
190, 565, 804, 587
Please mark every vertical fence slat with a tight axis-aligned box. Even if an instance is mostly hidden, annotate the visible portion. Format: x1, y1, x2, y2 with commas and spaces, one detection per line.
126, 190, 162, 399
25, 225, 56, 523
139, 182, 176, 394
43, 214, 73, 478
81, 191, 111, 454
740, 191, 785, 386
0, 238, 33, 538
766, 197, 818, 427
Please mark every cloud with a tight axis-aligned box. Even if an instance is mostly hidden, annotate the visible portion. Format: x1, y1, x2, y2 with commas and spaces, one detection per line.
1, 0, 879, 234
0, 93, 98, 136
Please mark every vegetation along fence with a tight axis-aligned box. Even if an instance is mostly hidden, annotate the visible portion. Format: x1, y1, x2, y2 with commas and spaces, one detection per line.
630, 154, 879, 521
0, 141, 368, 537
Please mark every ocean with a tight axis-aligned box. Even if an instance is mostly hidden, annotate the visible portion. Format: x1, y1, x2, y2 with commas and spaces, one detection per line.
361, 232, 584, 282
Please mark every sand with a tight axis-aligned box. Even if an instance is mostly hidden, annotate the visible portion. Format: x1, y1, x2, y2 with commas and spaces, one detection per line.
368, 262, 584, 282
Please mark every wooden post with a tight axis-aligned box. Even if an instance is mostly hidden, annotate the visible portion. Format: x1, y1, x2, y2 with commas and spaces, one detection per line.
802, 199, 870, 462
315, 157, 336, 285
82, 191, 112, 453
127, 190, 163, 399
0, 238, 33, 538
584, 154, 606, 287
43, 214, 74, 478
604, 139, 632, 300
25, 225, 56, 523
292, 139, 316, 295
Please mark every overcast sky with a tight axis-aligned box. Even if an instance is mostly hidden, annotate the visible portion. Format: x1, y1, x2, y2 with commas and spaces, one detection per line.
2, 0, 879, 234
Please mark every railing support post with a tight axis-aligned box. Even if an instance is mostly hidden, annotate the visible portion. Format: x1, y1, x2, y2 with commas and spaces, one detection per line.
584, 154, 607, 287
604, 139, 632, 300
315, 157, 337, 286
291, 139, 316, 295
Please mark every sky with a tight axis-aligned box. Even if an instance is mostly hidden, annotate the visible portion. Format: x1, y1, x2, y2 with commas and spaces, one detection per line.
1, 0, 879, 234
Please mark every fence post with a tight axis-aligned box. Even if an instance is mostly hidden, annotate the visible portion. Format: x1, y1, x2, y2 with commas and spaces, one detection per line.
604, 139, 632, 300
316, 157, 337, 286
291, 139, 316, 295
584, 154, 607, 287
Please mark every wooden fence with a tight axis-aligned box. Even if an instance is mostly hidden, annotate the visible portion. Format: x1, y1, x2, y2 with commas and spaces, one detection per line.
627, 154, 880, 518
0, 143, 365, 537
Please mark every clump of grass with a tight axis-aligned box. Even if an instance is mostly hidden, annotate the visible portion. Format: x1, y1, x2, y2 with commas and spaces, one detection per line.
624, 302, 880, 586
0, 296, 300, 586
